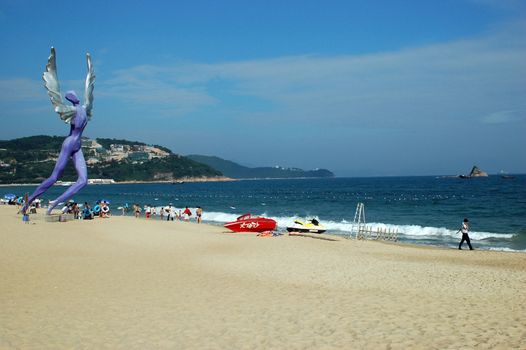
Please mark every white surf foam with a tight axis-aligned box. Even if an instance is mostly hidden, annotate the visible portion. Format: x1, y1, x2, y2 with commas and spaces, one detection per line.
203, 211, 243, 223
487, 247, 526, 253
201, 211, 517, 241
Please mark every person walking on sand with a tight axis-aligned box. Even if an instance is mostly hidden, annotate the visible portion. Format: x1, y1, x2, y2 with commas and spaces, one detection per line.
457, 218, 474, 250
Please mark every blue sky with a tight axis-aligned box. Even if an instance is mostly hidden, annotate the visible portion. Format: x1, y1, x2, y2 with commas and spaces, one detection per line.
0, 0, 525, 176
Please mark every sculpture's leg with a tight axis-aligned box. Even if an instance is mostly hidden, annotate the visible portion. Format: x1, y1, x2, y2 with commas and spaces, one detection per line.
46, 149, 88, 214
22, 148, 70, 213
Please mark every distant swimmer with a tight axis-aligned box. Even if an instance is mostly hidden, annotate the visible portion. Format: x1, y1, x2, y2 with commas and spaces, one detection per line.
457, 218, 474, 250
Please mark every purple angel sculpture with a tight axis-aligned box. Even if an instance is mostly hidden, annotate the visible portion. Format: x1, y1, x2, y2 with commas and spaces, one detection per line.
22, 47, 95, 215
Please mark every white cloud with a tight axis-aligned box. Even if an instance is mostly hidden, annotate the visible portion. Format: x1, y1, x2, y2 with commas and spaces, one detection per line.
481, 110, 522, 124
98, 19, 526, 127
0, 78, 42, 102
101, 65, 218, 116
3, 20, 525, 131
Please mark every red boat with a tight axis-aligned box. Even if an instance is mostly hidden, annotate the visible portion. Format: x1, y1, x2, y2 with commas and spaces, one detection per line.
224, 214, 277, 233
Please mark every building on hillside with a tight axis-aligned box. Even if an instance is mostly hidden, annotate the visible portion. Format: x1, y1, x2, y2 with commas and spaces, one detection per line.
129, 152, 150, 163
86, 158, 100, 165
146, 146, 170, 159
110, 144, 125, 153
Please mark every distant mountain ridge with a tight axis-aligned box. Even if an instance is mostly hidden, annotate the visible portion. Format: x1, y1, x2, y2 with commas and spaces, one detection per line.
186, 155, 334, 179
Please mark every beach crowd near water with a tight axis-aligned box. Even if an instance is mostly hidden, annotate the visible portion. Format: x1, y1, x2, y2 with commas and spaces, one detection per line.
130, 203, 203, 223
1, 193, 204, 224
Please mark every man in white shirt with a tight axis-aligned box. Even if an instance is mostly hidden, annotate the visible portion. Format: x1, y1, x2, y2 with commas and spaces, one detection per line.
457, 218, 474, 250
165, 204, 174, 221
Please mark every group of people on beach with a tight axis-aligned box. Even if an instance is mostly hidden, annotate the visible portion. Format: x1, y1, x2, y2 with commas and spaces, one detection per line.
1, 195, 41, 214
61, 200, 111, 220
131, 203, 203, 223
5, 196, 112, 221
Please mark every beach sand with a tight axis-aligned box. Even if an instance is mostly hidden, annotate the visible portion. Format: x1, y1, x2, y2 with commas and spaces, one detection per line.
1, 205, 525, 349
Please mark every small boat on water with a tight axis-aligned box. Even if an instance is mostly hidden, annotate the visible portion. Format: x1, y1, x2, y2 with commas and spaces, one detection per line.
286, 218, 326, 234
224, 214, 277, 233
500, 171, 515, 180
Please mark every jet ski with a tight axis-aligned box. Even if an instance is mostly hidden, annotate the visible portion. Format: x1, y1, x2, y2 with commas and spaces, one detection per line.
286, 218, 326, 234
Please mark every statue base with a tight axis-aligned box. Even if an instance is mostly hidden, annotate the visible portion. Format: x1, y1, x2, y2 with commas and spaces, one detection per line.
45, 213, 75, 222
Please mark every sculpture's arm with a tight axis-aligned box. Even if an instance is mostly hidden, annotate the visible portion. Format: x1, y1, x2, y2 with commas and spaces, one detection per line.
83, 53, 95, 119
42, 47, 76, 123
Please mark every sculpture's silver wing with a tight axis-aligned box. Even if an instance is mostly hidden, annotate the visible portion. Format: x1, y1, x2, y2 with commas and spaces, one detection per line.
83, 53, 95, 119
42, 47, 76, 124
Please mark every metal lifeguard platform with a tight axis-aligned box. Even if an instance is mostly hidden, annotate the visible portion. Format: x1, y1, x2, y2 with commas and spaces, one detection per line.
351, 202, 366, 239
350, 202, 398, 241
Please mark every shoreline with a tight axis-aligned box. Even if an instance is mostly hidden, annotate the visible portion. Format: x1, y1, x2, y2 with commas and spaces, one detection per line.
4, 203, 525, 254
0, 176, 235, 187
116, 175, 234, 184
0, 175, 340, 187
1, 176, 523, 253
0, 202, 526, 256
1, 205, 525, 348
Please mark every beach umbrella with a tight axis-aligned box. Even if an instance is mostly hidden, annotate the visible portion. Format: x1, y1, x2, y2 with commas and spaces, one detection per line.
4, 194, 16, 200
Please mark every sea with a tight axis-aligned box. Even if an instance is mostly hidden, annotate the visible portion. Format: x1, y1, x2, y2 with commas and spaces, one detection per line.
3, 175, 525, 252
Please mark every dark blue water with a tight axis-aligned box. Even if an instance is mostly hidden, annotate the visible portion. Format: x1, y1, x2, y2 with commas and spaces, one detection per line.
3, 175, 525, 251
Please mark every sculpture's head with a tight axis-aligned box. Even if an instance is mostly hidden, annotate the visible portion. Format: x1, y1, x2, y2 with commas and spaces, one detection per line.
65, 90, 80, 105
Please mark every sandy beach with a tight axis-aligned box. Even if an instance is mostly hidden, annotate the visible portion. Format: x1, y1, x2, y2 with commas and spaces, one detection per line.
1, 205, 525, 349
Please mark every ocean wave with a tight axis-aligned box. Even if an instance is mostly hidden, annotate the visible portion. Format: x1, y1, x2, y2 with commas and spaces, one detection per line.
487, 247, 526, 253
363, 223, 516, 241
203, 211, 242, 223
203, 211, 517, 241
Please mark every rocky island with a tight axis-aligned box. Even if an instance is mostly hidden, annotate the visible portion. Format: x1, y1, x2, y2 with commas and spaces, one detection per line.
457, 165, 489, 178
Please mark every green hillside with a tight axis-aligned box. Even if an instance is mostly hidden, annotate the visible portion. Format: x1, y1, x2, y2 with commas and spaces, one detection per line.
186, 155, 334, 179
0, 136, 222, 184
